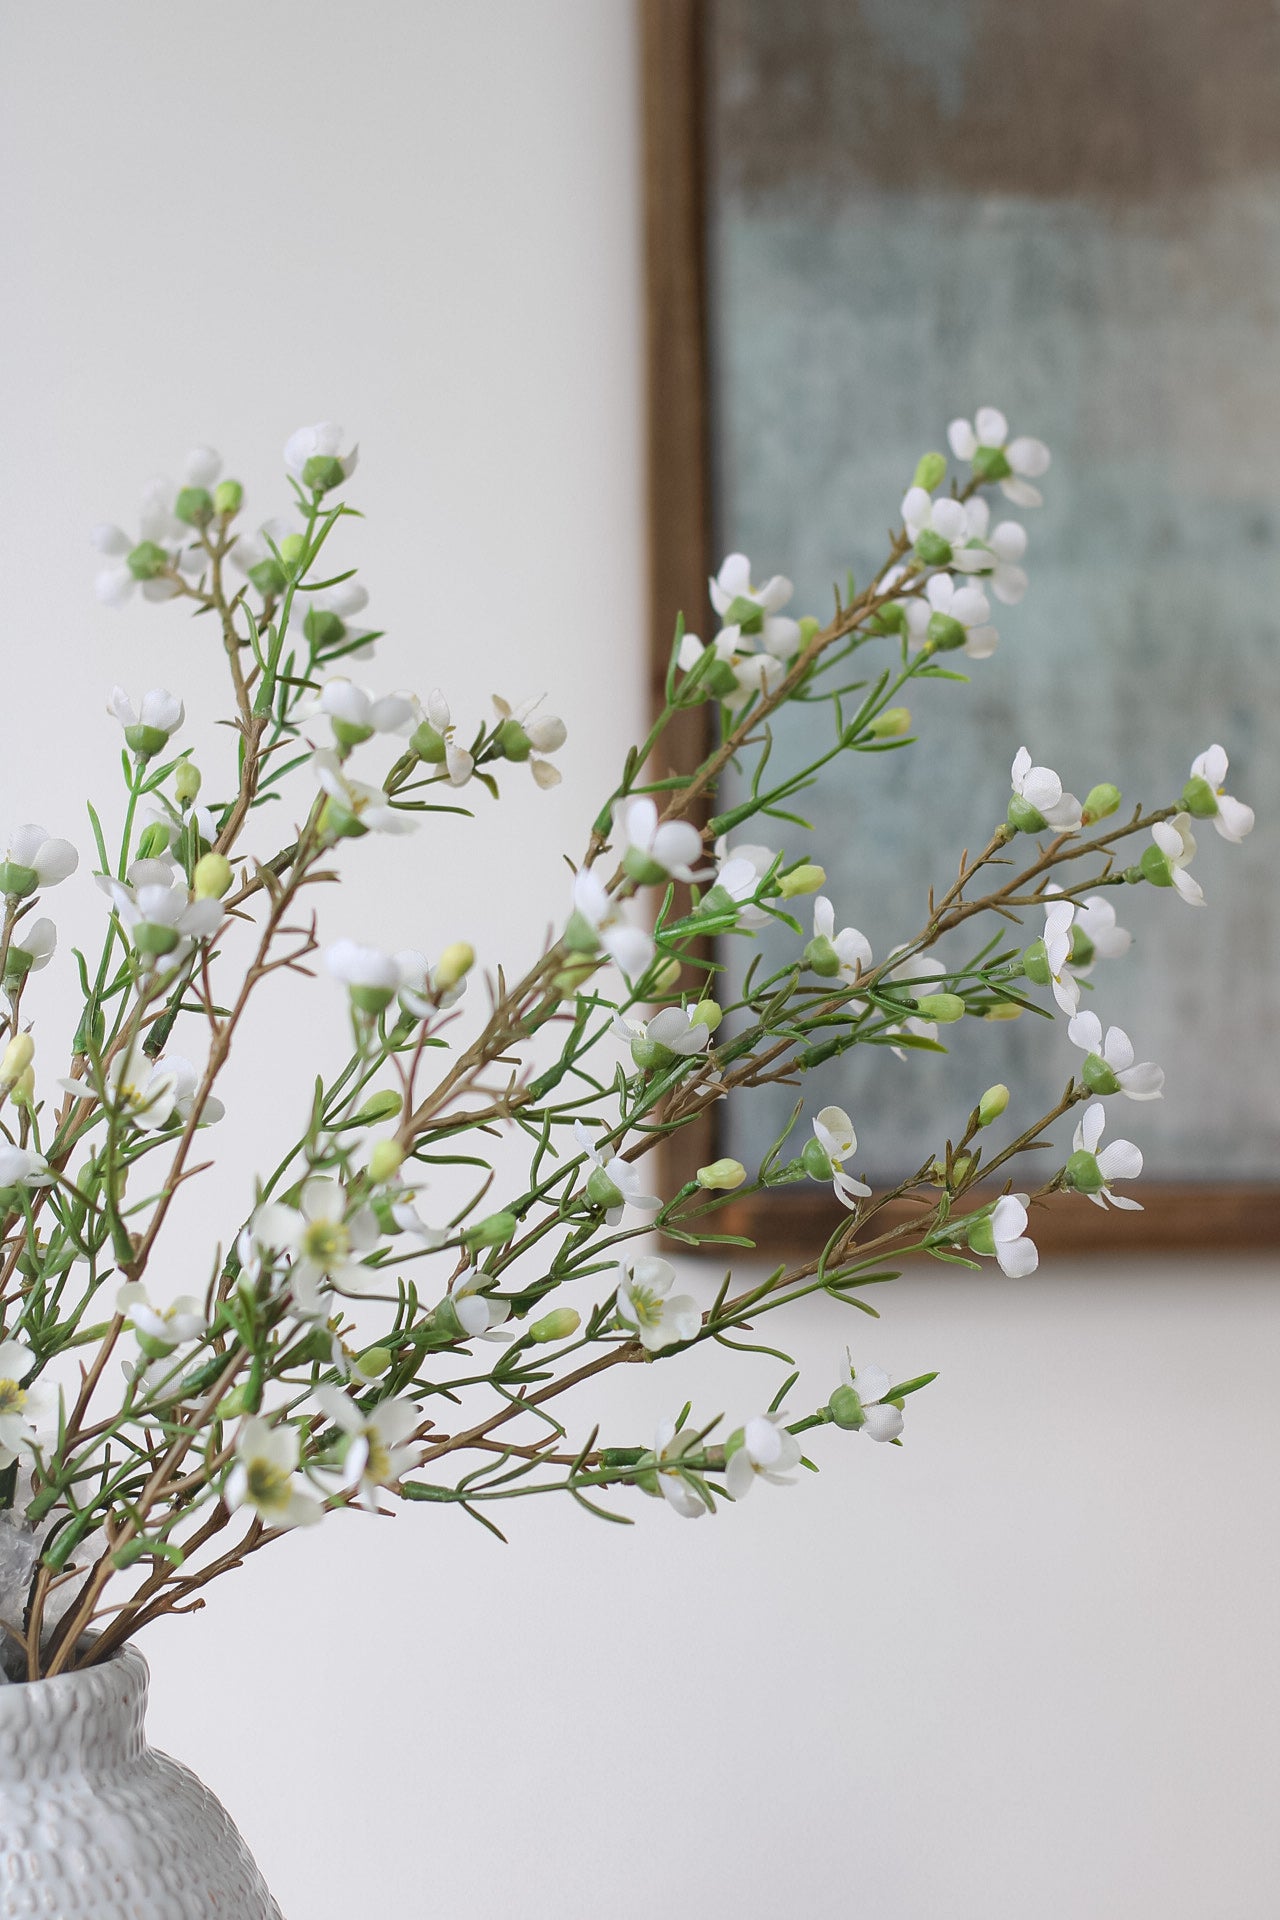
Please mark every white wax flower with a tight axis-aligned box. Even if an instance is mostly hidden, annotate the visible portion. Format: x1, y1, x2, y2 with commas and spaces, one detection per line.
614, 795, 705, 883
493, 695, 567, 788
448, 1270, 512, 1342
226, 1418, 323, 1530
312, 1385, 423, 1506
305, 678, 416, 745
0, 826, 78, 895
947, 407, 1051, 507
971, 1193, 1039, 1277
250, 1179, 381, 1317
1070, 895, 1131, 972
837, 1358, 905, 1442
575, 1121, 662, 1227
284, 422, 358, 487
1150, 814, 1204, 907
810, 1105, 871, 1211
313, 750, 415, 836
1189, 745, 1254, 844
0, 1146, 53, 1195
905, 573, 999, 659
1041, 899, 1081, 1015
811, 894, 873, 984
0, 1341, 57, 1467
725, 1412, 802, 1499
709, 552, 802, 661
569, 868, 654, 979
1071, 1103, 1144, 1210
116, 1283, 205, 1350
1010, 747, 1083, 833
1067, 1012, 1164, 1101
650, 1419, 707, 1519
614, 1254, 700, 1354
951, 498, 1029, 603
91, 474, 204, 606
900, 487, 970, 549
712, 837, 777, 929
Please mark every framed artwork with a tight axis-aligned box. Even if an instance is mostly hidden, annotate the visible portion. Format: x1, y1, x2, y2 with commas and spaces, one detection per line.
640, 0, 1280, 1253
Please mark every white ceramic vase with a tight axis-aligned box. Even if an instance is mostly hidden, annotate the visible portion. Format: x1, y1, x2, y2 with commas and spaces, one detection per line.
0, 1646, 282, 1917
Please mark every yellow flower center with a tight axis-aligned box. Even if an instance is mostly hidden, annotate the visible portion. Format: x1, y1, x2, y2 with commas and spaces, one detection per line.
363, 1432, 392, 1484
302, 1220, 348, 1269
0, 1377, 27, 1416
627, 1284, 663, 1328
246, 1459, 290, 1510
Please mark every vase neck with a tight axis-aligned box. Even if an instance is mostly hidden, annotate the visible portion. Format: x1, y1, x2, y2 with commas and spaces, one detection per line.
0, 1647, 149, 1780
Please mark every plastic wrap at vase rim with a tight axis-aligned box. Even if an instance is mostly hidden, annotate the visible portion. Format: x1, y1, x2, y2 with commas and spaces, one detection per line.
0, 1646, 282, 1918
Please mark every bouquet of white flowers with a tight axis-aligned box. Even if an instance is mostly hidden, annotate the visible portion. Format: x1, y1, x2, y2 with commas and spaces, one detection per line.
0, 412, 1252, 1682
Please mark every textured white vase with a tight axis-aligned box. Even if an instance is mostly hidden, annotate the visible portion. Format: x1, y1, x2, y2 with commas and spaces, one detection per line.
0, 1645, 282, 1917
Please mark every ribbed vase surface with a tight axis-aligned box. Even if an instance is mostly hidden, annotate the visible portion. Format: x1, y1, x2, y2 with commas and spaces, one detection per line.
0, 1646, 282, 1918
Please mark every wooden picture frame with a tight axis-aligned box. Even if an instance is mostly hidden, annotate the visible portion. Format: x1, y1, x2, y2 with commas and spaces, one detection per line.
638, 0, 1279, 1256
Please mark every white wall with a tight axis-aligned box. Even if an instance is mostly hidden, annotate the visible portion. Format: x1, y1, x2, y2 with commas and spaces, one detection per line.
1, 7, 1277, 1918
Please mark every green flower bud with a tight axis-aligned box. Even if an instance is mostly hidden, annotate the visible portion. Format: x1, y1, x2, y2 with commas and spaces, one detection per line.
126, 540, 169, 581
697, 1157, 747, 1191
357, 1089, 403, 1124
0, 862, 38, 899
1181, 775, 1219, 819
435, 942, 474, 990
649, 957, 682, 994
870, 600, 907, 636
867, 707, 911, 740
914, 529, 953, 568
173, 760, 202, 805
1139, 843, 1174, 888
927, 611, 968, 652
0, 1033, 34, 1086
132, 921, 181, 958
695, 882, 739, 918
689, 1000, 722, 1032
174, 486, 214, 528
552, 954, 601, 995
1065, 1148, 1105, 1193
586, 1166, 624, 1212
914, 992, 965, 1023
971, 445, 1013, 483
622, 847, 669, 887
561, 910, 599, 956
722, 593, 763, 636
136, 822, 171, 862
801, 1136, 834, 1182
1081, 1053, 1121, 1096
630, 1036, 673, 1071
984, 1001, 1023, 1023
302, 454, 347, 494
348, 982, 397, 1015
193, 851, 232, 899
367, 1139, 404, 1183
303, 607, 346, 652
804, 934, 841, 978
1081, 782, 1121, 824
1006, 795, 1049, 835
248, 558, 288, 597
495, 719, 532, 762
214, 479, 244, 516
977, 1083, 1009, 1126
530, 1307, 581, 1344
355, 1345, 393, 1378
11, 1067, 34, 1107
797, 615, 821, 648
913, 451, 948, 492
1022, 938, 1050, 985
778, 862, 826, 898
828, 1384, 865, 1429
278, 532, 307, 567
465, 1209, 517, 1249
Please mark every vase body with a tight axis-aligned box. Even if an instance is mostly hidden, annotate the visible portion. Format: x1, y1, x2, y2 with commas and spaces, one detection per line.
0, 1646, 282, 1918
